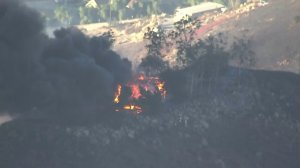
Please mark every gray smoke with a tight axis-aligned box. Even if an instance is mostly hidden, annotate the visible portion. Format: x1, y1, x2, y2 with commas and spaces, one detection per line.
0, 0, 132, 122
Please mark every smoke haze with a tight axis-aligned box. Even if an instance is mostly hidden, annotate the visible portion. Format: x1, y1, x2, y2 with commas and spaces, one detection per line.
0, 0, 132, 122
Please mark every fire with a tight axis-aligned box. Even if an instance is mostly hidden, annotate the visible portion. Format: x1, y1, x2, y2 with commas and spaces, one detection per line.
113, 73, 167, 113
138, 74, 145, 80
123, 104, 142, 113
156, 81, 167, 99
130, 84, 142, 99
136, 73, 167, 97
113, 84, 122, 104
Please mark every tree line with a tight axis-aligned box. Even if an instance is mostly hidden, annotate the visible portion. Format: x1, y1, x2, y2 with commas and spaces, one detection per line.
49, 0, 247, 25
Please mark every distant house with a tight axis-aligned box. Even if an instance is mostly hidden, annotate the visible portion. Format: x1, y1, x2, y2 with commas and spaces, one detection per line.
173, 2, 226, 22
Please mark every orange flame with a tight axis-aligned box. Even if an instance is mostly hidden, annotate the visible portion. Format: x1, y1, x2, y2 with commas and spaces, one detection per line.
130, 84, 142, 99
113, 73, 167, 113
123, 104, 142, 113
114, 84, 122, 104
156, 81, 167, 99
138, 74, 145, 81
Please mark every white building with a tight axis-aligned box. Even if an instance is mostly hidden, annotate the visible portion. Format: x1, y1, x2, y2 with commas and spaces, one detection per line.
173, 2, 226, 22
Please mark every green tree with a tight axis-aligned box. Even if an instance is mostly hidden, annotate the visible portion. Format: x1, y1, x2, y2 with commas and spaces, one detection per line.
169, 15, 201, 66
79, 6, 90, 24
54, 5, 72, 25
140, 26, 168, 74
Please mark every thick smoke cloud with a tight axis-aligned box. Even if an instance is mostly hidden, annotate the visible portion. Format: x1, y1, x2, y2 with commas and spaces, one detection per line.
0, 0, 132, 121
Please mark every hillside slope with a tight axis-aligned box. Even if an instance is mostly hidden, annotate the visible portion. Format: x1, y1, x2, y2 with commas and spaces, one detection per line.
216, 0, 300, 73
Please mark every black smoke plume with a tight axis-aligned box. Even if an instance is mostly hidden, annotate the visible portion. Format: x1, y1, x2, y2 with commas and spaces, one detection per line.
0, 0, 132, 122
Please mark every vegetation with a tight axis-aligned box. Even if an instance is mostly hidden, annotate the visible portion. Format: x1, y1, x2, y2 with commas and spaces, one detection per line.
141, 15, 254, 72
2, 1, 300, 168
140, 15, 256, 99
168, 15, 202, 66
49, 0, 248, 26
54, 5, 72, 25
140, 26, 167, 74
1, 15, 300, 168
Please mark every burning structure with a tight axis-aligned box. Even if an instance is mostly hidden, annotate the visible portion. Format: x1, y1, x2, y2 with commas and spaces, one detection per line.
1, 1, 300, 168
0, 0, 167, 121
113, 73, 167, 114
